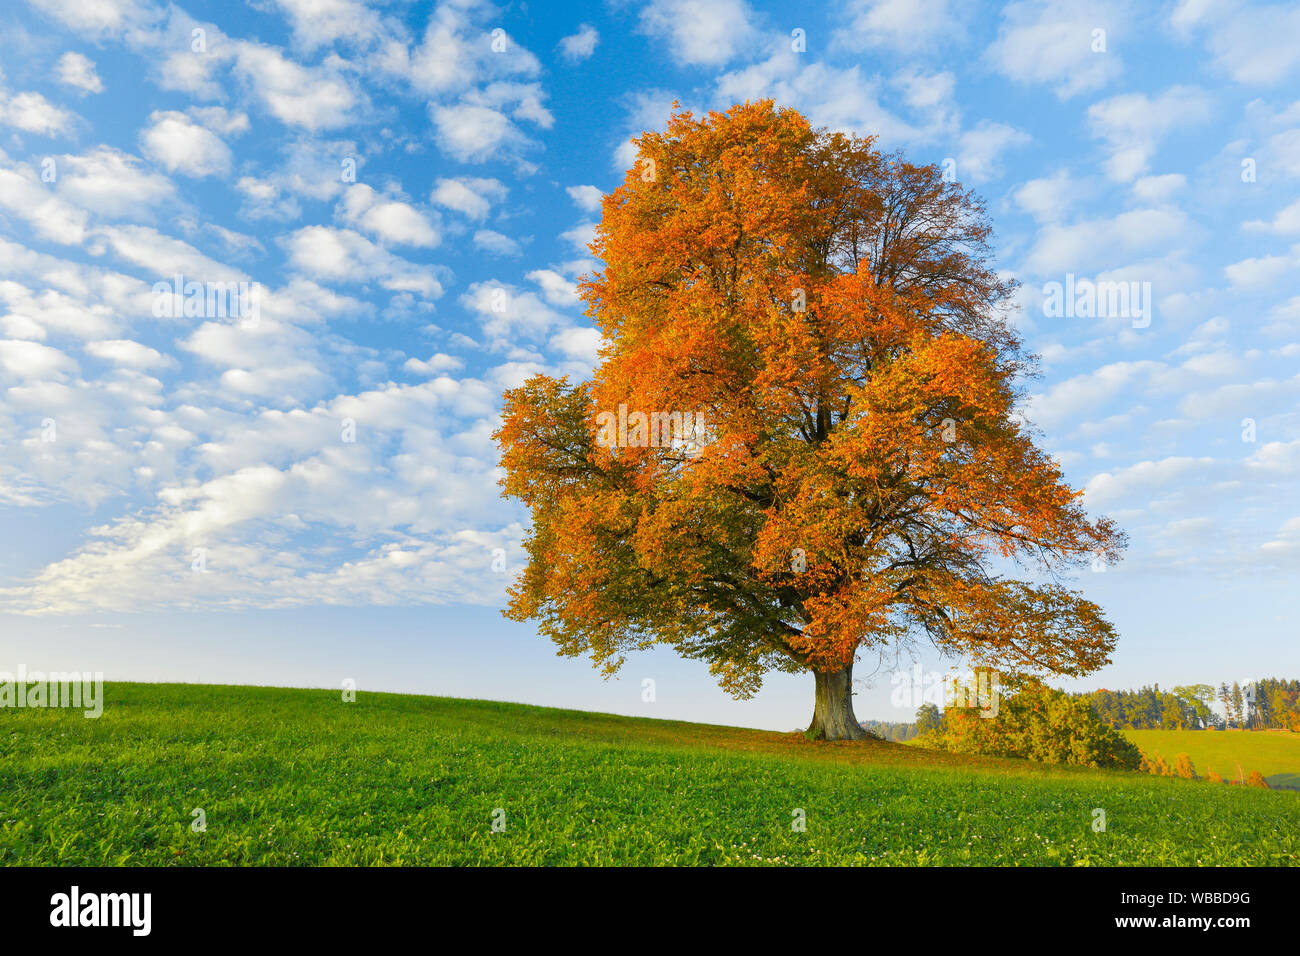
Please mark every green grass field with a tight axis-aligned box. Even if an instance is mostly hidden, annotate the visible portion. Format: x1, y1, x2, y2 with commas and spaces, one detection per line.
1124, 729, 1300, 790
2, 683, 1297, 866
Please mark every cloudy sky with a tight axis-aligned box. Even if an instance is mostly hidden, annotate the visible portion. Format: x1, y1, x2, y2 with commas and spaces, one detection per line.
0, 0, 1297, 728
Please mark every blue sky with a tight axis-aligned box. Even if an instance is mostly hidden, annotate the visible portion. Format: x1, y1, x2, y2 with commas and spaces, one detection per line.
0, 0, 1297, 729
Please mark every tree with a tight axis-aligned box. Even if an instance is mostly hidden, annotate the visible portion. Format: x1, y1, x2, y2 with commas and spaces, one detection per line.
915, 702, 943, 735
923, 682, 1140, 769
1206, 767, 1224, 784
1231, 682, 1244, 729
1246, 770, 1269, 789
1160, 697, 1186, 730
495, 101, 1126, 740
1174, 752, 1197, 779
1172, 684, 1214, 728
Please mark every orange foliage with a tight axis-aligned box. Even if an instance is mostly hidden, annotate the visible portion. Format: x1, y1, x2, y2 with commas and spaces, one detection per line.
495, 102, 1126, 698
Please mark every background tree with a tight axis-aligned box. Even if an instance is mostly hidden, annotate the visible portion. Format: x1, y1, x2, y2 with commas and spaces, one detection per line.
1173, 684, 1214, 728
496, 101, 1126, 740
922, 682, 1140, 769
1161, 697, 1186, 730
915, 703, 943, 736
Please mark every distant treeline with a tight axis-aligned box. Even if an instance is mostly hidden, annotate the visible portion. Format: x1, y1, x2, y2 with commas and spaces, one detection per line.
1081, 679, 1300, 731
872, 677, 1300, 737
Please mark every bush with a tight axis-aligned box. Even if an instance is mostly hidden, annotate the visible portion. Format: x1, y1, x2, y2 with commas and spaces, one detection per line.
1246, 770, 1269, 789
919, 681, 1142, 770
1206, 768, 1224, 784
1174, 753, 1197, 779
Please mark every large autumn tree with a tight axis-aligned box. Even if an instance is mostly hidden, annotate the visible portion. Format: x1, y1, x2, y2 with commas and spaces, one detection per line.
495, 101, 1125, 740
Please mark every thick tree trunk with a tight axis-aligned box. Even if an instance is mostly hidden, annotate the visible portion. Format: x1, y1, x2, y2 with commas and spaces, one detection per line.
806, 665, 867, 741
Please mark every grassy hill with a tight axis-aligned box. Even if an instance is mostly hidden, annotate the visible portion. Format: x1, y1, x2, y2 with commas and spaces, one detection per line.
2, 683, 1297, 866
1124, 728, 1300, 790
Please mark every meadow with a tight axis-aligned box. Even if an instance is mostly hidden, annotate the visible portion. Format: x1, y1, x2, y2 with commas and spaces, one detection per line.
1, 683, 1297, 866
1124, 728, 1300, 790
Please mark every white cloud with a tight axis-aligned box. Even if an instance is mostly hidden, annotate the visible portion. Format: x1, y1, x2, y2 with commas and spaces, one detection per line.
0, 281, 117, 339
1021, 208, 1193, 276
336, 184, 439, 247
0, 162, 89, 244
1083, 456, 1215, 508
558, 24, 599, 63
987, 0, 1124, 99
639, 0, 758, 67
55, 52, 104, 94
56, 146, 176, 217
549, 325, 601, 364
560, 221, 597, 255
404, 352, 463, 376
235, 176, 300, 221
1132, 173, 1186, 202
0, 339, 79, 380
431, 177, 507, 219
461, 280, 569, 347
1013, 170, 1076, 223
85, 338, 175, 369
431, 103, 519, 163
0, 89, 77, 135
473, 229, 521, 257
955, 121, 1030, 183
1086, 86, 1212, 182
232, 41, 363, 131
1024, 361, 1162, 429
97, 224, 248, 284
1170, 0, 1300, 86
23, 0, 159, 39
430, 83, 552, 163
566, 184, 603, 213
527, 269, 580, 307
271, 0, 383, 51
1224, 252, 1297, 290
834, 0, 961, 52
1243, 198, 1300, 236
713, 51, 929, 150
140, 110, 232, 178
188, 106, 250, 136
283, 226, 443, 298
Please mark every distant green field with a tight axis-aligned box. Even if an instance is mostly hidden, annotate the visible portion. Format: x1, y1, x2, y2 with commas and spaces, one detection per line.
2, 683, 1297, 866
1124, 729, 1300, 790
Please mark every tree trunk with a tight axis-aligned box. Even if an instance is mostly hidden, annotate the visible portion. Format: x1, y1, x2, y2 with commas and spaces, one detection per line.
806, 665, 867, 741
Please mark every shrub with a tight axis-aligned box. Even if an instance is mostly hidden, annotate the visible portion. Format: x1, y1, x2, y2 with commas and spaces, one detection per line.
919, 681, 1142, 770
1174, 753, 1197, 779
1206, 768, 1224, 784
1246, 770, 1269, 789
